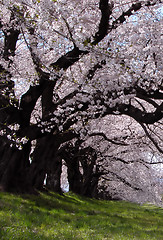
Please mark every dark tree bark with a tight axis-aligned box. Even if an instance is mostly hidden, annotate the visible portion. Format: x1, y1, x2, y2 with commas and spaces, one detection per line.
0, 137, 32, 193
29, 134, 62, 193
66, 157, 82, 194
46, 156, 62, 193
80, 147, 98, 198
3, 11, 20, 60
61, 144, 82, 194
61, 143, 99, 198
29, 138, 47, 191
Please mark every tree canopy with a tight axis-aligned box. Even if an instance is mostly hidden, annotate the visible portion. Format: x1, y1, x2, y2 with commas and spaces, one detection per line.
0, 0, 162, 204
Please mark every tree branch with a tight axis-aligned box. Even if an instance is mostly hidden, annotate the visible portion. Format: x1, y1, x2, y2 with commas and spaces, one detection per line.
3, 12, 20, 60
116, 103, 163, 124
109, 1, 161, 32
50, 47, 88, 70
92, 0, 113, 45
139, 122, 163, 154
89, 132, 128, 146
136, 86, 163, 100
102, 170, 142, 191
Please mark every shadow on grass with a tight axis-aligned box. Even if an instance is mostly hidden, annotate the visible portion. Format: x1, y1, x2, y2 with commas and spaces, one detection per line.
0, 191, 163, 240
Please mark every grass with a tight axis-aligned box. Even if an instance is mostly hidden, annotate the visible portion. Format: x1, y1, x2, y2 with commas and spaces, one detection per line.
0, 191, 163, 240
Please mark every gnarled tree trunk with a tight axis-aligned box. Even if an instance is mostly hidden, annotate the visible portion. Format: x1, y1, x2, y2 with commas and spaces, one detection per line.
0, 137, 32, 193
46, 155, 62, 193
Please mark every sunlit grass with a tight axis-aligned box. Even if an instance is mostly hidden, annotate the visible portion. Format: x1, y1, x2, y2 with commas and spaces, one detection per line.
0, 191, 162, 239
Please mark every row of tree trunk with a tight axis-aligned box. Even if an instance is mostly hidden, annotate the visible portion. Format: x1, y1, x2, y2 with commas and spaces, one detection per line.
0, 134, 100, 198
0, 65, 100, 197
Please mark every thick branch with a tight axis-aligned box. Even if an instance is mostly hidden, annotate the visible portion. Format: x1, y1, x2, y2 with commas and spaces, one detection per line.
0, 106, 20, 125
3, 12, 20, 60
50, 47, 87, 70
139, 123, 163, 154
3, 29, 20, 60
112, 2, 142, 29
103, 170, 142, 191
89, 132, 128, 146
19, 82, 48, 127
117, 103, 163, 124
136, 86, 163, 100
92, 0, 113, 45
109, 1, 160, 33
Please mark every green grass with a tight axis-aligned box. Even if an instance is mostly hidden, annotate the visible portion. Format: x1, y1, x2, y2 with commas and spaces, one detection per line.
0, 191, 163, 240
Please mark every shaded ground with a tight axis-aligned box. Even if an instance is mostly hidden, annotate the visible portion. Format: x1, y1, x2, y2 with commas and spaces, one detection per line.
0, 191, 163, 239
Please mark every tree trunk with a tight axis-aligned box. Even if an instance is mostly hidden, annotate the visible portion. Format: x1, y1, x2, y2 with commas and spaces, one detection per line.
61, 145, 99, 197
80, 147, 98, 198
29, 138, 47, 190
61, 145, 82, 194
66, 158, 82, 194
46, 156, 62, 193
0, 137, 32, 193
29, 134, 62, 193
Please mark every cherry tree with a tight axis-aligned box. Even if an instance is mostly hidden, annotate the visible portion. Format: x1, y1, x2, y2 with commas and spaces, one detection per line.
81, 115, 162, 203
0, 0, 162, 201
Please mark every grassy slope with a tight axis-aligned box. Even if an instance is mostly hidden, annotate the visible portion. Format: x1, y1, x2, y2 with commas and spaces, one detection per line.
0, 192, 163, 240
